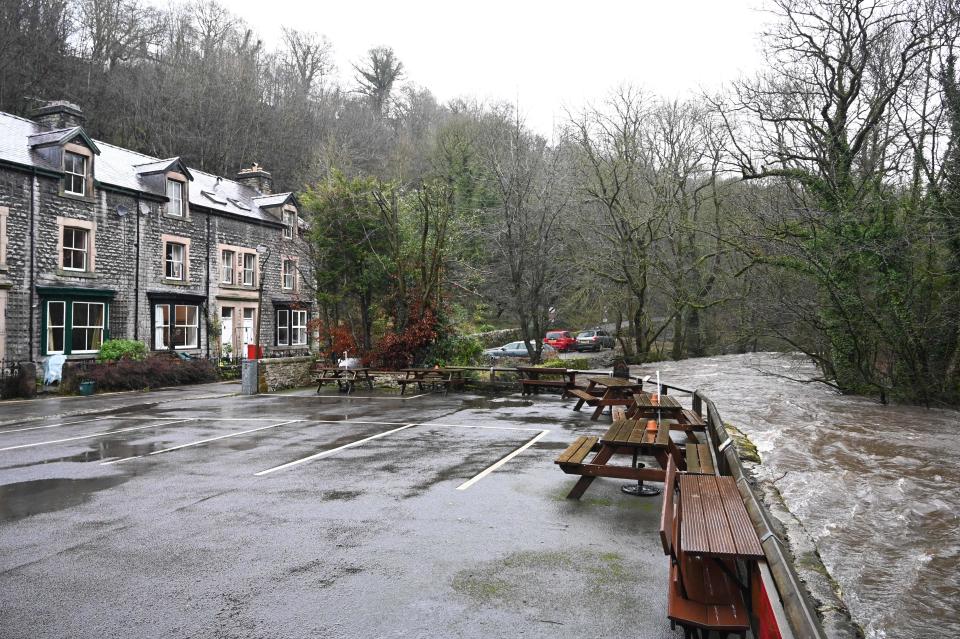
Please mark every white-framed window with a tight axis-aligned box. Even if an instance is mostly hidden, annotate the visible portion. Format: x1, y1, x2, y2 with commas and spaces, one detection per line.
46, 301, 66, 354
166, 179, 184, 217
282, 259, 296, 290
62, 227, 88, 271
154, 304, 170, 349
292, 310, 307, 346
221, 249, 235, 284
165, 242, 185, 280
174, 304, 198, 349
71, 301, 105, 353
154, 304, 198, 349
242, 253, 256, 286
283, 210, 296, 239
64, 152, 87, 196
276, 309, 289, 346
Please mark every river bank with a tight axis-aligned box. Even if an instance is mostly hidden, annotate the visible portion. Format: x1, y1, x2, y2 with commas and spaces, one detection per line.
635, 353, 960, 639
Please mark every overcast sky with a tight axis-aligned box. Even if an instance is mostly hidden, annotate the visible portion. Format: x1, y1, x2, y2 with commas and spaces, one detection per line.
226, 0, 770, 134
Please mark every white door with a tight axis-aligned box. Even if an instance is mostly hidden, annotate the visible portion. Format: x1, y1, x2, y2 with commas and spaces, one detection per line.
220, 307, 233, 358
241, 308, 255, 354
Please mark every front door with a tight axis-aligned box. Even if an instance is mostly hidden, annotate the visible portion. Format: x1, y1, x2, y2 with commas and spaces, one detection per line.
220, 307, 233, 358
241, 308, 255, 355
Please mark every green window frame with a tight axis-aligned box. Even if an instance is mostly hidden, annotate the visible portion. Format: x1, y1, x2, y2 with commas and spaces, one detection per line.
40, 291, 112, 356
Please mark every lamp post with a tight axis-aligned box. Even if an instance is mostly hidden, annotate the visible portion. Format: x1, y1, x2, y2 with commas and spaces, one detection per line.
253, 243, 271, 359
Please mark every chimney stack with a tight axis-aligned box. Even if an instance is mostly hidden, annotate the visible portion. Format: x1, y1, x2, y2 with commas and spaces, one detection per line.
235, 163, 273, 195
31, 100, 85, 130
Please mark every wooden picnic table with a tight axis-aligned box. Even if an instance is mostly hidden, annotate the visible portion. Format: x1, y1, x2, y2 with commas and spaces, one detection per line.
515, 366, 577, 396
397, 368, 466, 396
555, 416, 678, 499
570, 376, 646, 421
627, 392, 706, 436
312, 366, 375, 394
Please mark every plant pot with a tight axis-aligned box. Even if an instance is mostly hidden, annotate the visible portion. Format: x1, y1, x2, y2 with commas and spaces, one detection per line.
78, 381, 96, 396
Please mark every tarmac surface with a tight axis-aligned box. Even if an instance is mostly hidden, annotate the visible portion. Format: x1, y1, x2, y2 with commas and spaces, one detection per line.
0, 383, 676, 639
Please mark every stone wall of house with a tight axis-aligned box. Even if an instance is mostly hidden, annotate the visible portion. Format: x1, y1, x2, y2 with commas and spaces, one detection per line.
0, 163, 315, 365
260, 355, 314, 392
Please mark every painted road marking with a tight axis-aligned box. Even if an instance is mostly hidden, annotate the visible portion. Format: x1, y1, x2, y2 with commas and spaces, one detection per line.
456, 429, 550, 491
0, 419, 193, 452
101, 420, 302, 465
254, 423, 418, 476
310, 392, 431, 401
0, 417, 107, 435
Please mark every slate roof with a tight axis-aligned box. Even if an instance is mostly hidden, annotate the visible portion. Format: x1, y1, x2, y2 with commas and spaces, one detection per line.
0, 110, 294, 225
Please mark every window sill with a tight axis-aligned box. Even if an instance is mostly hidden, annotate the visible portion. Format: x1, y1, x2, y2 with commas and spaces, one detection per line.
57, 269, 98, 279
161, 278, 193, 286
162, 213, 190, 221
59, 191, 95, 204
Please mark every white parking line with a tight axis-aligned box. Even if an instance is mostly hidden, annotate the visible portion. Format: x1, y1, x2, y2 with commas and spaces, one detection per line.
0, 417, 106, 435
254, 423, 417, 476
456, 429, 550, 491
0, 419, 193, 452
101, 419, 302, 465
311, 392, 431, 401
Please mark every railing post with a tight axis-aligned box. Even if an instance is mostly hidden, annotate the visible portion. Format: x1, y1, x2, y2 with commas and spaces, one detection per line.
693, 393, 702, 417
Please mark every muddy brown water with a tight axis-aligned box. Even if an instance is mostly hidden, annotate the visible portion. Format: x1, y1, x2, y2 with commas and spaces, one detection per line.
638, 353, 959, 639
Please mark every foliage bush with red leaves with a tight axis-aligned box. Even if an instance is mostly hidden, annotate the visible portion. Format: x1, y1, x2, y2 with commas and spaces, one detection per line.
311, 319, 358, 362
85, 356, 218, 391
368, 307, 439, 369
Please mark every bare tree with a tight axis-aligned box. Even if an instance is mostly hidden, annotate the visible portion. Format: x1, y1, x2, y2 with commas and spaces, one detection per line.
353, 46, 404, 117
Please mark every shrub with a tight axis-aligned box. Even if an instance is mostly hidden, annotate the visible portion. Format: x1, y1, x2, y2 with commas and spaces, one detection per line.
541, 357, 590, 370
86, 357, 217, 391
423, 334, 484, 367
97, 339, 147, 363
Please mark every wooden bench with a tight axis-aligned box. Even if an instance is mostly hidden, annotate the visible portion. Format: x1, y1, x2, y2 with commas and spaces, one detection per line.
516, 367, 577, 397
684, 443, 715, 474
681, 409, 706, 428
660, 456, 748, 639
568, 388, 600, 411
554, 436, 599, 471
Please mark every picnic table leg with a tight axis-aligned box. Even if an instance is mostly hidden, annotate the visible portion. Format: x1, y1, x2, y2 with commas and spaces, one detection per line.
565, 445, 614, 499
590, 392, 612, 421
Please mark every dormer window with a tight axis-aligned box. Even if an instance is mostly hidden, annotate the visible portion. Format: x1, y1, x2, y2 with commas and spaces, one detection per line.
166, 179, 185, 217
283, 210, 296, 239
64, 152, 87, 196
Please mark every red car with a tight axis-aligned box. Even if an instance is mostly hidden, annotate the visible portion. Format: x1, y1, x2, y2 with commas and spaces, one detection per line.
544, 330, 577, 353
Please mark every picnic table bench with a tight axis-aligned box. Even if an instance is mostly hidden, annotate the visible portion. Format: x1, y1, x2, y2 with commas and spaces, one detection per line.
312, 366, 376, 394
396, 368, 466, 396
516, 367, 577, 396
659, 458, 761, 638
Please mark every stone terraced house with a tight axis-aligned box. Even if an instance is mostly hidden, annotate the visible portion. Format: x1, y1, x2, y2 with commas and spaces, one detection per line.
0, 101, 315, 366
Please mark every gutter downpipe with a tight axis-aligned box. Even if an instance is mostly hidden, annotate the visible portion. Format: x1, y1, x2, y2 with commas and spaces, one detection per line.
28, 167, 37, 362
205, 213, 210, 358
133, 194, 140, 340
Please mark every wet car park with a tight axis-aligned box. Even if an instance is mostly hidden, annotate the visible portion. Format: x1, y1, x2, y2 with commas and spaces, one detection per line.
0, 382, 675, 639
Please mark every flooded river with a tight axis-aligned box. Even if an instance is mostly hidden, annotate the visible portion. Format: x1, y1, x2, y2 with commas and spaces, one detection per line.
638, 353, 959, 639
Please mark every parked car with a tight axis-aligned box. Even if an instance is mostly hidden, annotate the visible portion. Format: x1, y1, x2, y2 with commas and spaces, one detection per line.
544, 330, 577, 352
575, 329, 615, 352
483, 341, 558, 360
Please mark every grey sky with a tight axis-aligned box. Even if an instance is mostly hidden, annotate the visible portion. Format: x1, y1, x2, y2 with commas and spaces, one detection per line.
226, 0, 769, 133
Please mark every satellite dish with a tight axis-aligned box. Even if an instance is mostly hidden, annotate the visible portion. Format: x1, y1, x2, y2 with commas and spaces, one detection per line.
139, 202, 151, 215
116, 205, 129, 217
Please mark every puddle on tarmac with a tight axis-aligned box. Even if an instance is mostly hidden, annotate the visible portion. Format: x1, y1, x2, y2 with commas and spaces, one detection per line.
0, 475, 128, 521
460, 398, 535, 410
